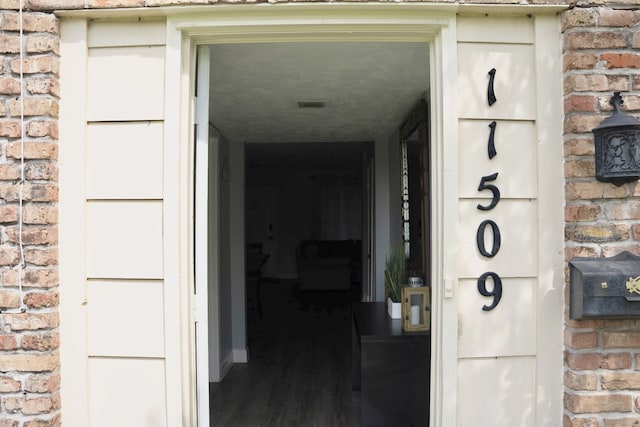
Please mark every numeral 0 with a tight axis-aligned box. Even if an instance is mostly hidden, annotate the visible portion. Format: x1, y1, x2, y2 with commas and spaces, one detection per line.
476, 219, 501, 258
477, 272, 502, 311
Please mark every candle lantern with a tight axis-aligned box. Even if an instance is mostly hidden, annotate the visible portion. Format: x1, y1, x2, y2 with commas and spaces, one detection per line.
402, 286, 430, 332
593, 92, 640, 186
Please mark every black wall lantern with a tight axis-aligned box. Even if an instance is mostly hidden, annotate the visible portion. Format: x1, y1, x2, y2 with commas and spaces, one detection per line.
593, 92, 640, 186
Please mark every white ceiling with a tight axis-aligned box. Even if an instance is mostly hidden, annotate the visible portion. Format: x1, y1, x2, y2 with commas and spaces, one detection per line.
209, 41, 430, 146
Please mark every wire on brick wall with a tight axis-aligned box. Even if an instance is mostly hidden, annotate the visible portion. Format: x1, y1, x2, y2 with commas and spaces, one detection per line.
4, 3, 28, 314
16, 1, 26, 312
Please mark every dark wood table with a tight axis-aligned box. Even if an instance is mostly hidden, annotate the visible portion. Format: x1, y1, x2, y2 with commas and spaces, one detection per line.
352, 302, 430, 426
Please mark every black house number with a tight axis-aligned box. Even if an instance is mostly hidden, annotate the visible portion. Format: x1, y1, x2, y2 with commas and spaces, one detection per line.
477, 172, 500, 211
475, 68, 503, 311
476, 219, 501, 258
477, 272, 502, 311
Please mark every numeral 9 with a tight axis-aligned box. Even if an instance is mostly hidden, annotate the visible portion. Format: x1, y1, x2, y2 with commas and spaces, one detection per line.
477, 272, 502, 311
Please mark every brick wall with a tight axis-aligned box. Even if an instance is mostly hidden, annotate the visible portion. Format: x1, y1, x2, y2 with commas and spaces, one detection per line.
0, 8, 60, 427
563, 7, 640, 427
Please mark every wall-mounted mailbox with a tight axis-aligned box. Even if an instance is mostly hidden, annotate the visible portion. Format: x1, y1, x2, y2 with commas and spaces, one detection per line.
570, 251, 640, 319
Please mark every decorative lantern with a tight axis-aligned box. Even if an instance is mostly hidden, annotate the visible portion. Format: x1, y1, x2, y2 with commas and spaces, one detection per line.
593, 92, 640, 186
402, 286, 430, 332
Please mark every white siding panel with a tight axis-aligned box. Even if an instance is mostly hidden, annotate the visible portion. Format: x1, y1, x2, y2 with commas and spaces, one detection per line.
458, 199, 537, 279
87, 280, 165, 358
86, 122, 163, 199
86, 201, 163, 279
457, 43, 535, 120
88, 20, 166, 48
88, 358, 167, 427
457, 16, 534, 44
459, 120, 537, 199
458, 278, 536, 358
455, 13, 564, 427
457, 357, 535, 427
87, 46, 165, 121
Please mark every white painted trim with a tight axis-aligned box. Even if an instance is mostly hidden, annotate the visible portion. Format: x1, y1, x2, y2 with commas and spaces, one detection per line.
194, 43, 213, 427
430, 15, 459, 427
55, 3, 567, 20
533, 15, 564, 426
58, 18, 89, 427
233, 349, 249, 363
166, 9, 459, 427
163, 19, 193, 427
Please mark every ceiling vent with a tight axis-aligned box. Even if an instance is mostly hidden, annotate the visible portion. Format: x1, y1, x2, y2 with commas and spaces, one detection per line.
297, 101, 326, 109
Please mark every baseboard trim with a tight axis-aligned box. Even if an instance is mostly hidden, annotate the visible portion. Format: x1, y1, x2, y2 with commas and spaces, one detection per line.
219, 351, 234, 381
233, 349, 248, 363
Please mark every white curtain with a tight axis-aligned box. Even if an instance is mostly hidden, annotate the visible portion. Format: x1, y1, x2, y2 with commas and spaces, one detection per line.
312, 176, 362, 240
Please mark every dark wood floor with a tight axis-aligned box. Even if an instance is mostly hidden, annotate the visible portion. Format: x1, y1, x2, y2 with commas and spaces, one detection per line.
210, 280, 361, 426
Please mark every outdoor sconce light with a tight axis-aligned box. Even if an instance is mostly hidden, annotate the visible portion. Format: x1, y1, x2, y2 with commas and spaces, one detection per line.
401, 286, 430, 332
593, 92, 640, 186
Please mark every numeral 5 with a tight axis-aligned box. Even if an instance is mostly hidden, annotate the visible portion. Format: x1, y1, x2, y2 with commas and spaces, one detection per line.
477, 172, 500, 211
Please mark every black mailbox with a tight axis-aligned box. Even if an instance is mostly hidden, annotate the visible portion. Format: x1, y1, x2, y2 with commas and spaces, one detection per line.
570, 251, 640, 319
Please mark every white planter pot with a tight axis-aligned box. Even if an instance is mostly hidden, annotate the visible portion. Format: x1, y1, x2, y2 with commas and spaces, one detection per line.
387, 297, 402, 319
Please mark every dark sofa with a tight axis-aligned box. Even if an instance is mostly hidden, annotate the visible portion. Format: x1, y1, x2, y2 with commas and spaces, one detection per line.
296, 240, 360, 291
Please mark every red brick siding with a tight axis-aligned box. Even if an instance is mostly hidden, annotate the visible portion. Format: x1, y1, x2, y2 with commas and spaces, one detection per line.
0, 9, 60, 427
563, 7, 640, 426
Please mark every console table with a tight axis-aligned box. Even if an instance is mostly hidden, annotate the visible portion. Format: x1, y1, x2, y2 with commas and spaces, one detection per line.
352, 302, 430, 426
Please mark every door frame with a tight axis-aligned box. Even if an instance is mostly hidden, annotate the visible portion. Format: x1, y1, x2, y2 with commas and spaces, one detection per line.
163, 5, 460, 425
399, 98, 431, 284
362, 143, 375, 301
194, 43, 218, 427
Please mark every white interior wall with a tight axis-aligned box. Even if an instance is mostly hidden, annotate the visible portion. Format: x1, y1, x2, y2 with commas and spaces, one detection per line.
230, 140, 247, 360
205, 130, 220, 382
374, 137, 391, 301
217, 132, 233, 373
246, 185, 280, 277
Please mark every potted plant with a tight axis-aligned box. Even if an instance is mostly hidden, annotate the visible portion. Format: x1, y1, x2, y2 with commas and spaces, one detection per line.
385, 245, 406, 319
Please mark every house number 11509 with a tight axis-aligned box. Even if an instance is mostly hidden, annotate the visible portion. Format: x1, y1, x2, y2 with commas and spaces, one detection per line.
475, 68, 503, 311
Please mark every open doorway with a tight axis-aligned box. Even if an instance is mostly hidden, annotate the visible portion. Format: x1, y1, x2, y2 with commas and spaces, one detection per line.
201, 40, 431, 425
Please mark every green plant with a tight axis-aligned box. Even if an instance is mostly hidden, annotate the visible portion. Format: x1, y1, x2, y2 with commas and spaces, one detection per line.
385, 245, 406, 303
